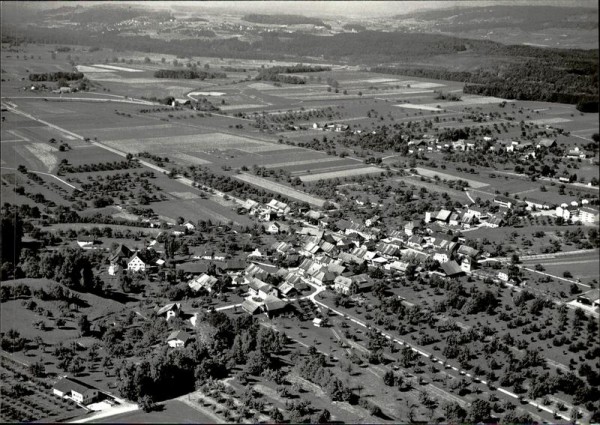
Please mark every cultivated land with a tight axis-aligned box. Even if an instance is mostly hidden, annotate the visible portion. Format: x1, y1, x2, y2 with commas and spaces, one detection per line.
1, 9, 599, 424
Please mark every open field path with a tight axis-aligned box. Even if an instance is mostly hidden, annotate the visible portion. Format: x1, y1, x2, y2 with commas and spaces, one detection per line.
307, 283, 572, 421
0, 166, 78, 190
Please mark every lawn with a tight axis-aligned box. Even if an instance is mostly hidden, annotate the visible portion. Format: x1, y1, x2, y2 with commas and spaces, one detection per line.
92, 400, 215, 424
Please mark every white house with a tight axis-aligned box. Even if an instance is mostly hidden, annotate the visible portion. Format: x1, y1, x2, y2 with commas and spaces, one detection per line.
265, 222, 280, 234
127, 252, 150, 272
498, 271, 509, 282
579, 207, 599, 225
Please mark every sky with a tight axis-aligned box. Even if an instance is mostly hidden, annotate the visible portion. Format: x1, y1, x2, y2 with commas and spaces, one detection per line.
13, 0, 599, 18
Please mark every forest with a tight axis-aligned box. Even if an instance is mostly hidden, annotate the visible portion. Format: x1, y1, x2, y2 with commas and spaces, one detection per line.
255, 64, 331, 84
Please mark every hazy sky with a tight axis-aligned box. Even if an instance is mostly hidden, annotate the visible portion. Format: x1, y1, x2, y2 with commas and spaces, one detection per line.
14, 0, 599, 18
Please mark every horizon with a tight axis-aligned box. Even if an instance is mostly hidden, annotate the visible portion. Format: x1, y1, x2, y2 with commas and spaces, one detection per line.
9, 0, 599, 19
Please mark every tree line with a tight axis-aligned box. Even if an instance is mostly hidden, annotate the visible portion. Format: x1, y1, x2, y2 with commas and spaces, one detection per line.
153, 69, 226, 79
28, 72, 84, 82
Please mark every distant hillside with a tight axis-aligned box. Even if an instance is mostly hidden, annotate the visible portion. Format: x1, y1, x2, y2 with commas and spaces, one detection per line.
342, 23, 367, 32
242, 14, 330, 28
403, 5, 598, 31
46, 5, 172, 24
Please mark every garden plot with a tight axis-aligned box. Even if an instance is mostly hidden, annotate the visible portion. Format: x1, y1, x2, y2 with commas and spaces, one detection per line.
423, 95, 514, 109
235, 173, 326, 207
527, 117, 572, 125
219, 104, 266, 111
172, 152, 212, 165
23, 143, 58, 172
92, 64, 144, 72
170, 191, 201, 200
394, 104, 441, 111
414, 167, 489, 188
263, 156, 347, 169
300, 166, 384, 182
75, 65, 113, 73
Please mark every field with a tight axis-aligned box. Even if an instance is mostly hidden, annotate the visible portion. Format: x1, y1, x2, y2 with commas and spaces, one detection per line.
92, 400, 215, 424
234, 173, 327, 206
300, 166, 385, 182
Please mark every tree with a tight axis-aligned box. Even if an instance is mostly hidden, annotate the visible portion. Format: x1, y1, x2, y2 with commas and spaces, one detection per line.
78, 315, 91, 336
138, 395, 157, 412
468, 399, 492, 422
312, 409, 331, 423
29, 361, 45, 377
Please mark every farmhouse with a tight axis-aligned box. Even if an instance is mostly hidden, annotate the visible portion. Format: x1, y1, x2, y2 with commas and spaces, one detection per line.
76, 236, 96, 249
441, 260, 464, 277
188, 273, 219, 293
108, 244, 133, 275
127, 252, 152, 272
156, 303, 182, 321
241, 298, 263, 315
53, 377, 99, 405
263, 295, 288, 317
493, 195, 514, 209
265, 222, 281, 234
166, 330, 193, 348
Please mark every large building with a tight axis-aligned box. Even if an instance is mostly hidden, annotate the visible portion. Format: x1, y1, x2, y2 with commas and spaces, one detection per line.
579, 206, 599, 225
53, 377, 99, 405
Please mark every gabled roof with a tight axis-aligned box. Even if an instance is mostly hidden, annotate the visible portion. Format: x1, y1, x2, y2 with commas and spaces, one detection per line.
457, 245, 479, 258
436, 209, 452, 222
263, 295, 287, 312
278, 282, 296, 295
188, 274, 218, 292
167, 330, 192, 342
389, 261, 409, 272
157, 303, 181, 316
53, 377, 96, 395
177, 261, 210, 274
110, 244, 132, 261
441, 260, 463, 276
241, 298, 263, 314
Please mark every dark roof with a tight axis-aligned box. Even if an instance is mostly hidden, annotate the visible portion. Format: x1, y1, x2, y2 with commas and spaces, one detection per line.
441, 260, 464, 276
53, 377, 97, 395
176, 262, 210, 274
111, 244, 132, 260
167, 330, 192, 342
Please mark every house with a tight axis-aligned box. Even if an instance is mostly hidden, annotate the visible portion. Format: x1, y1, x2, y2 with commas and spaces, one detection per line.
456, 245, 479, 261
313, 318, 323, 327
127, 252, 152, 272
365, 215, 381, 227
183, 222, 196, 231
467, 206, 487, 219
493, 196, 514, 209
460, 257, 473, 272
388, 261, 410, 273
265, 222, 281, 234
575, 289, 600, 308
404, 220, 422, 236
247, 277, 278, 299
166, 330, 192, 348
497, 271, 509, 282
433, 250, 450, 264
485, 214, 504, 228
278, 281, 298, 298
536, 138, 556, 149
171, 225, 187, 236
440, 260, 464, 277
241, 298, 263, 315
305, 210, 322, 223
263, 295, 288, 317
53, 377, 99, 405
156, 303, 182, 321
267, 199, 290, 215
76, 236, 96, 249
176, 261, 210, 276
350, 274, 373, 292
108, 244, 133, 275
333, 275, 354, 295
579, 207, 599, 225
407, 235, 425, 249
188, 274, 219, 293
566, 147, 586, 159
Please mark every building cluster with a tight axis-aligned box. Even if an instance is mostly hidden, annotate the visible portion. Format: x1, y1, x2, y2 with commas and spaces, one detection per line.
555, 201, 599, 225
